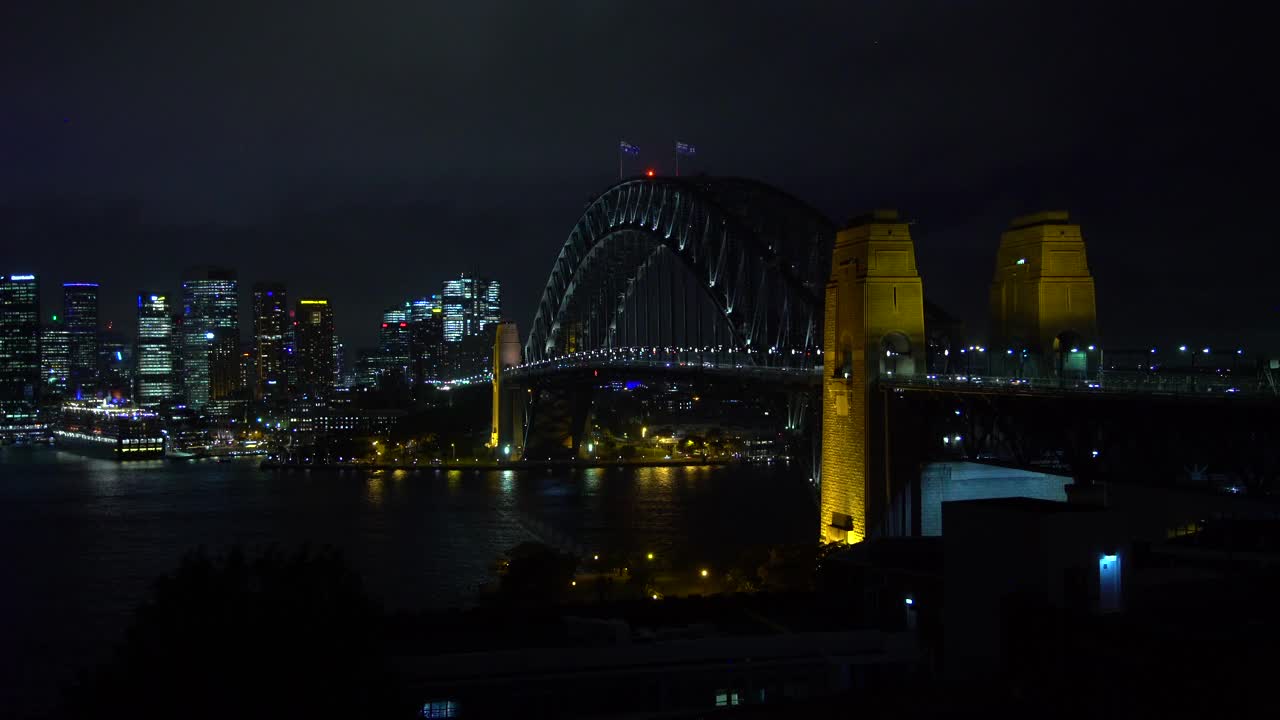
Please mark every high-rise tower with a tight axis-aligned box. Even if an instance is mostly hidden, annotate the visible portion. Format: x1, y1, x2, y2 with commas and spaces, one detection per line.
252, 282, 288, 399
181, 267, 239, 409
40, 312, 70, 402
136, 293, 176, 406
63, 282, 99, 398
294, 298, 335, 395
441, 274, 501, 377
0, 274, 40, 427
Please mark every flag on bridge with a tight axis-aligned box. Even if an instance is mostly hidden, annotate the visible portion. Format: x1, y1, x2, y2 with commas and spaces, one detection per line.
675, 141, 697, 156
619, 141, 640, 155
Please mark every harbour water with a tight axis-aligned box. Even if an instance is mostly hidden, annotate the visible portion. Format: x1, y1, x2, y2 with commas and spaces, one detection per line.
0, 446, 814, 713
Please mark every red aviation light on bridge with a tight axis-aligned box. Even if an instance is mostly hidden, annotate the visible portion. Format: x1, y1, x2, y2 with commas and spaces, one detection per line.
645, 168, 655, 177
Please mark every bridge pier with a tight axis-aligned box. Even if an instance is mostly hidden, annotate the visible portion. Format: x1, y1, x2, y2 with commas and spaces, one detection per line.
989, 212, 1099, 379
522, 382, 594, 461
820, 210, 927, 544
491, 320, 526, 458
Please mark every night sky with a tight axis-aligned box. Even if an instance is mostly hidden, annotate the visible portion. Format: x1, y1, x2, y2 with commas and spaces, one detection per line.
3, 2, 1275, 352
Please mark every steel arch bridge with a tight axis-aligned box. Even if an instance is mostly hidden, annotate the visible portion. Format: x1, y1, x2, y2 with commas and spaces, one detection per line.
523, 177, 836, 369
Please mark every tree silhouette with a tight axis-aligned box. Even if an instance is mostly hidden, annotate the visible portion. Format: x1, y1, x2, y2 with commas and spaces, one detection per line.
497, 542, 578, 607
63, 545, 406, 719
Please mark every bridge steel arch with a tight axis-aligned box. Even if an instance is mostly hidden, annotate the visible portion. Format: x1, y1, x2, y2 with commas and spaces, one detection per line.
524, 177, 837, 366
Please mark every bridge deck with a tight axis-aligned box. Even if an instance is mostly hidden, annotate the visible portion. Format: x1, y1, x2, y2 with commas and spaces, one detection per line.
882, 373, 1275, 401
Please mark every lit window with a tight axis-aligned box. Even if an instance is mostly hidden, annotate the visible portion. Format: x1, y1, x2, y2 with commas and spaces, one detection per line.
715, 690, 741, 707
422, 700, 457, 718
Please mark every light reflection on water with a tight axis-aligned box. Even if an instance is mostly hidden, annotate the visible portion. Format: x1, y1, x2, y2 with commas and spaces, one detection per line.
366, 472, 386, 507
0, 448, 813, 710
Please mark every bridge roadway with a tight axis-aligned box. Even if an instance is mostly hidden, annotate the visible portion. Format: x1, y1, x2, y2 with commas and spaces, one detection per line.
491, 346, 1274, 400
501, 347, 821, 387
883, 371, 1275, 400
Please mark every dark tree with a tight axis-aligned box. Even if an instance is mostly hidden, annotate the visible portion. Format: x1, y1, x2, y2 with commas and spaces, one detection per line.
63, 545, 406, 719
497, 542, 578, 607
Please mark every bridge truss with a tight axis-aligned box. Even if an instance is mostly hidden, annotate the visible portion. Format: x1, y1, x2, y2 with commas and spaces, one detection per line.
524, 177, 836, 370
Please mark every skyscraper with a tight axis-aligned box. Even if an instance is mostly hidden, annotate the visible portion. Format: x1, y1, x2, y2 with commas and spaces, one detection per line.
98, 332, 133, 399
63, 282, 99, 398
40, 313, 70, 401
410, 295, 445, 384
294, 298, 335, 395
441, 276, 471, 343
136, 293, 176, 406
181, 267, 239, 409
378, 306, 411, 382
0, 274, 40, 427
441, 274, 501, 377
251, 282, 287, 400
207, 329, 243, 410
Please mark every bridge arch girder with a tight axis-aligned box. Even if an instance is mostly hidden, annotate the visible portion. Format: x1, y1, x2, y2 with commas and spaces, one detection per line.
526, 177, 836, 364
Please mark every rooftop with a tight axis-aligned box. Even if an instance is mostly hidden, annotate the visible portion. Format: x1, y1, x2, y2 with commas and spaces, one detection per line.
944, 496, 1101, 514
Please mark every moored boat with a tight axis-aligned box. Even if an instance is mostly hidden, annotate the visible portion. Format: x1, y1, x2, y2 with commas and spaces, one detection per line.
53, 401, 166, 460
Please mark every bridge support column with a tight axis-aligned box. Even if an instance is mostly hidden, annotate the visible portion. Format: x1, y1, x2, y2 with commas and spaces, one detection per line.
989, 212, 1098, 379
491, 320, 525, 458
821, 210, 926, 544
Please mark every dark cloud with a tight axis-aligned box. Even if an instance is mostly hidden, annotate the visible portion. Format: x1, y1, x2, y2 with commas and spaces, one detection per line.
1, 2, 1274, 350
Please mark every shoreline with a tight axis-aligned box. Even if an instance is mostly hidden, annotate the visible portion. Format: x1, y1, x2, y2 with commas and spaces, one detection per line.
260, 457, 741, 471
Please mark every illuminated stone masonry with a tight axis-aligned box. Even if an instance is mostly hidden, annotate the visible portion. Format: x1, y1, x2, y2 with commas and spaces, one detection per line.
821, 210, 926, 543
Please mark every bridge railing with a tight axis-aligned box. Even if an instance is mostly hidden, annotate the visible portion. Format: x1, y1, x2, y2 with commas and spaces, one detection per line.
881, 372, 1274, 398
500, 346, 823, 382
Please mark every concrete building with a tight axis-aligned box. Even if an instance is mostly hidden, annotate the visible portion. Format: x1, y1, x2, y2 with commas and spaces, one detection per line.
396, 628, 918, 718
942, 497, 1129, 681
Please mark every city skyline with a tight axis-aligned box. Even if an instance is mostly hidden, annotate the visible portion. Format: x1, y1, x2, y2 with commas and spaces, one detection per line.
0, 267, 512, 354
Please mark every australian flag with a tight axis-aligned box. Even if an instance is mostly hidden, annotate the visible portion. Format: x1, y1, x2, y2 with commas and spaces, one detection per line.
675, 141, 697, 156
619, 140, 640, 155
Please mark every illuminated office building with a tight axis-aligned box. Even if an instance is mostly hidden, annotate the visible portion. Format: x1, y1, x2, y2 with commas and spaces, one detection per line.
441, 275, 500, 342
181, 267, 239, 409
378, 306, 412, 382
40, 316, 70, 401
411, 296, 445, 384
333, 338, 345, 389
238, 345, 256, 397
441, 274, 501, 377
410, 295, 441, 324
207, 328, 243, 413
0, 274, 41, 426
295, 298, 335, 395
99, 332, 133, 399
252, 282, 287, 399
136, 293, 176, 406
63, 282, 100, 397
